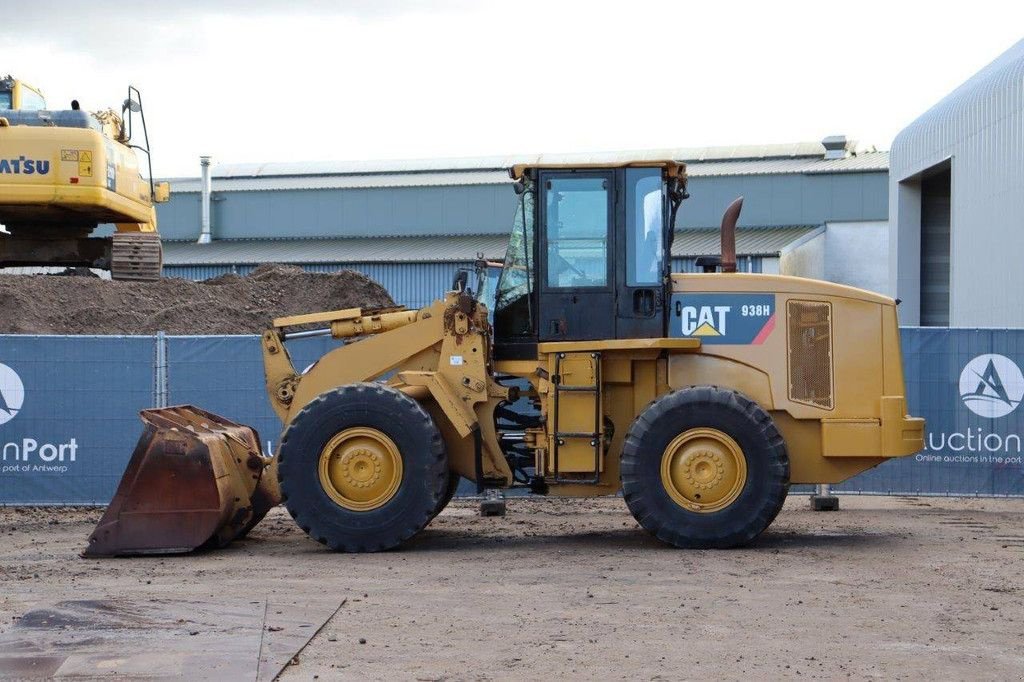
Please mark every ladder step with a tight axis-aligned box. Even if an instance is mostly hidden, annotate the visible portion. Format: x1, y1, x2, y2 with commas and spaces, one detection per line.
553, 472, 601, 485
551, 352, 603, 481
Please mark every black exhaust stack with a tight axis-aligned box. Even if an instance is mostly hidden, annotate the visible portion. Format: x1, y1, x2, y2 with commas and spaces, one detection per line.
720, 196, 742, 274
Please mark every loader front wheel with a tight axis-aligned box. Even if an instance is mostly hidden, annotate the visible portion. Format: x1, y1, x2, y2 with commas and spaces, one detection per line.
277, 383, 447, 552
429, 471, 461, 522
620, 386, 789, 549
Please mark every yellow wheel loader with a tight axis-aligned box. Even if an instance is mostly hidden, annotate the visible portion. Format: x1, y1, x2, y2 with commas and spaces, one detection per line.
0, 77, 169, 280
84, 159, 924, 556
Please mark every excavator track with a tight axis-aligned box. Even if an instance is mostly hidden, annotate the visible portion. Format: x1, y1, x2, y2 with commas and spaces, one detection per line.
111, 232, 163, 281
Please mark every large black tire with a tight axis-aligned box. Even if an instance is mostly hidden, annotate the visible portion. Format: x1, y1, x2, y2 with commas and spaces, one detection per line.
620, 386, 789, 549
277, 383, 447, 552
429, 472, 461, 522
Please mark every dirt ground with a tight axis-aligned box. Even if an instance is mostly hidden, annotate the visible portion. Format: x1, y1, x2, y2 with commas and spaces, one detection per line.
0, 264, 395, 335
0, 495, 1022, 680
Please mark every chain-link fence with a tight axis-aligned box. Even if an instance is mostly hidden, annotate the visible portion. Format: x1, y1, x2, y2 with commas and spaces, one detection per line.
1, 328, 1022, 504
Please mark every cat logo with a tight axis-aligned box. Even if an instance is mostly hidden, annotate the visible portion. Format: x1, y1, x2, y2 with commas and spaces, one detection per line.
671, 293, 776, 345
681, 305, 730, 337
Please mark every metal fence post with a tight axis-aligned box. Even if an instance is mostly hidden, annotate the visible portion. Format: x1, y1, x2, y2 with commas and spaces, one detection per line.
153, 331, 168, 408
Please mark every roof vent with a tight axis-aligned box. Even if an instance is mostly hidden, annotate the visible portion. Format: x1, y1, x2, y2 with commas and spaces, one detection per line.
198, 156, 213, 245
821, 135, 849, 160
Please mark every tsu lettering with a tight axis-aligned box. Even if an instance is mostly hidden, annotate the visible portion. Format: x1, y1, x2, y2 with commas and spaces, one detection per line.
0, 157, 50, 175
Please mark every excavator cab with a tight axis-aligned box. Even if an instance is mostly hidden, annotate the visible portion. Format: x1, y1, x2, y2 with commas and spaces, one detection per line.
494, 162, 687, 354
0, 78, 167, 279
0, 76, 47, 110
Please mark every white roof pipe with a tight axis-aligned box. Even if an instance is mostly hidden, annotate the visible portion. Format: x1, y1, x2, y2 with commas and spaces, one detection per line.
198, 155, 212, 244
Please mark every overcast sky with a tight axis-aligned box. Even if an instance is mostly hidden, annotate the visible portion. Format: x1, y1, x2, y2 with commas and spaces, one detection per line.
3, 1, 1021, 177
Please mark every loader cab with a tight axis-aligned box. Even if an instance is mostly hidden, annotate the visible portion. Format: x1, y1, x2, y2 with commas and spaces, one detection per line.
493, 161, 687, 359
0, 77, 47, 111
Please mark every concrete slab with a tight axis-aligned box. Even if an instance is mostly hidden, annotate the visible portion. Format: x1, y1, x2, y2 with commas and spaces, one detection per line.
0, 598, 342, 681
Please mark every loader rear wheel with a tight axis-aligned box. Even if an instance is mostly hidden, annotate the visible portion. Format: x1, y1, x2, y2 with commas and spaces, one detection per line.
277, 383, 447, 552
620, 386, 789, 549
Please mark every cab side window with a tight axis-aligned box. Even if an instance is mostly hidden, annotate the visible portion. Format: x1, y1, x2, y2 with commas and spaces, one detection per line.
544, 177, 609, 288
626, 168, 665, 287
19, 87, 47, 111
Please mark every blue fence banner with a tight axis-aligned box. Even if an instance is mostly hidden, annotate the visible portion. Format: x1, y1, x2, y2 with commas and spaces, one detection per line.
3, 327, 1024, 504
0, 336, 155, 504
165, 335, 342, 455
837, 328, 1024, 496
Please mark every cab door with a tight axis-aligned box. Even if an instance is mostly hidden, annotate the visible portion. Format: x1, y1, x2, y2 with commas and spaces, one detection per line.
616, 167, 668, 338
537, 171, 615, 341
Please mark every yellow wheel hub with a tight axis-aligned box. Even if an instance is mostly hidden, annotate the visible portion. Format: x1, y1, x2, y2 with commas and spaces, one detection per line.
318, 427, 403, 512
660, 427, 747, 513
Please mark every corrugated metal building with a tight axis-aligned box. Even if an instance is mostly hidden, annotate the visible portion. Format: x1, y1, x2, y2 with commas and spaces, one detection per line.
158, 140, 889, 308
889, 39, 1024, 327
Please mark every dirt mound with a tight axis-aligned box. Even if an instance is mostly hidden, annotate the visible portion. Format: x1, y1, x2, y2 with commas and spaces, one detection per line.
0, 264, 396, 335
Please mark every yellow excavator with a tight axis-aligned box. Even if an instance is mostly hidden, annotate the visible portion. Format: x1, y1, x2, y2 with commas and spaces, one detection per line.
0, 76, 168, 280
85, 159, 924, 555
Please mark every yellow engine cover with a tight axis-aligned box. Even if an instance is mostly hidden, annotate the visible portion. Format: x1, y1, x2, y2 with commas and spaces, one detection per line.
0, 124, 155, 230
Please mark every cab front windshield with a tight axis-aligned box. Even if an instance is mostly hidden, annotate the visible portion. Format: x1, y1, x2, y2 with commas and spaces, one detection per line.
0, 91, 11, 109
18, 86, 46, 110
493, 185, 536, 337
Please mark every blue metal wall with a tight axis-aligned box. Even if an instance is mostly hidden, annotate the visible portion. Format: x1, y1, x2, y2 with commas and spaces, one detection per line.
164, 259, 761, 310
682, 173, 888, 229
159, 184, 514, 241
163, 261, 476, 310
4, 327, 1020, 505
159, 172, 888, 241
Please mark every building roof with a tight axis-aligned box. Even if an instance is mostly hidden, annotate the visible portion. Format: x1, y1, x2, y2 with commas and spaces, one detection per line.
182, 141, 842, 177
167, 170, 513, 193
671, 226, 819, 257
685, 153, 888, 177
891, 38, 1024, 179
165, 140, 888, 193
162, 226, 819, 266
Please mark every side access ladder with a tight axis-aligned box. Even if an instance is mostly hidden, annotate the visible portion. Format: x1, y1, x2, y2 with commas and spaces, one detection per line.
549, 352, 604, 484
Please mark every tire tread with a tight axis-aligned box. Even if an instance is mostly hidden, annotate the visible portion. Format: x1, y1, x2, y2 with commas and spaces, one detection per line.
278, 383, 447, 552
621, 385, 790, 549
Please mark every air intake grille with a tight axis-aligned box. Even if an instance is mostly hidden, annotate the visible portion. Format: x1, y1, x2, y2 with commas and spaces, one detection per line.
787, 300, 834, 409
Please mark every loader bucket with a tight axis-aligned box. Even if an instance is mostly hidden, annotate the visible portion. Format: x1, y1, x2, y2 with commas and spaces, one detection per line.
83, 406, 280, 557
